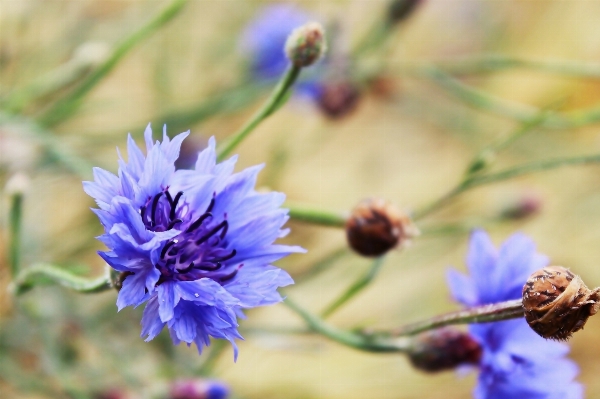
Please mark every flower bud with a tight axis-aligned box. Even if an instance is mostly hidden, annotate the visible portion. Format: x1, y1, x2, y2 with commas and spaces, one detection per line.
388, 0, 423, 25
345, 198, 418, 257
500, 193, 542, 220
317, 81, 361, 119
522, 266, 600, 340
169, 379, 229, 399
408, 328, 482, 373
285, 22, 326, 68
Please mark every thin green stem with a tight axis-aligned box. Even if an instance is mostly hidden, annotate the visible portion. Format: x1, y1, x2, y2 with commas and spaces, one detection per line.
286, 203, 347, 228
293, 247, 350, 284
8, 191, 23, 278
321, 257, 386, 318
37, 0, 188, 127
415, 66, 600, 129
389, 299, 524, 336
431, 54, 600, 78
196, 339, 228, 376
10, 263, 111, 296
414, 152, 600, 220
284, 296, 411, 352
216, 65, 301, 161
0, 112, 93, 178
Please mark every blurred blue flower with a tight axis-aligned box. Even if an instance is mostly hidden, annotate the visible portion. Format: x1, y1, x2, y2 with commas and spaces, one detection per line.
84, 125, 303, 358
447, 230, 583, 399
241, 4, 323, 98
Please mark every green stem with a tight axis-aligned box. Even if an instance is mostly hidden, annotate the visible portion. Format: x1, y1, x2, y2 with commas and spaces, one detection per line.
37, 0, 188, 127
321, 257, 386, 318
389, 299, 524, 336
216, 65, 301, 161
415, 66, 600, 129
0, 112, 93, 179
414, 152, 600, 220
431, 54, 600, 78
8, 191, 24, 278
284, 296, 411, 352
286, 203, 347, 228
11, 263, 111, 296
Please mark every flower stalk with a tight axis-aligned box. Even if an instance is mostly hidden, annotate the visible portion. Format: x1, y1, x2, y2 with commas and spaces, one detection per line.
286, 202, 347, 227
389, 299, 524, 337
10, 263, 111, 296
216, 65, 302, 161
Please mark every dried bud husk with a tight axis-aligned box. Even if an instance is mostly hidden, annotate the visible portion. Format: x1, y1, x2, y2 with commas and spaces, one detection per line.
317, 81, 361, 119
388, 0, 423, 25
345, 198, 419, 257
285, 22, 326, 68
522, 266, 600, 340
408, 327, 482, 373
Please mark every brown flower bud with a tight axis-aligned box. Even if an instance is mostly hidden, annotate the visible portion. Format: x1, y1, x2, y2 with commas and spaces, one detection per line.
317, 81, 361, 119
408, 327, 482, 373
345, 198, 418, 257
388, 0, 423, 25
522, 266, 600, 340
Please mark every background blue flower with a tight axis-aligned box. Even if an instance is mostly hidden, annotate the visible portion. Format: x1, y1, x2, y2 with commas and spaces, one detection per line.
84, 125, 304, 358
447, 230, 583, 399
241, 3, 323, 99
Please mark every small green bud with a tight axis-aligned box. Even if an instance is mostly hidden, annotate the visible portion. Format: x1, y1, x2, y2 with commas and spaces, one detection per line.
285, 22, 326, 68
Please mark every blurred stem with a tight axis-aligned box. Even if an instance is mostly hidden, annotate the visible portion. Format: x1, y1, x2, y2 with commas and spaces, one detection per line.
216, 65, 301, 161
321, 257, 385, 318
197, 339, 228, 376
286, 203, 347, 228
0, 112, 93, 178
293, 247, 350, 284
414, 152, 600, 220
415, 66, 600, 129
8, 190, 24, 278
37, 0, 189, 127
11, 263, 111, 296
284, 296, 411, 352
389, 299, 524, 336
430, 54, 600, 78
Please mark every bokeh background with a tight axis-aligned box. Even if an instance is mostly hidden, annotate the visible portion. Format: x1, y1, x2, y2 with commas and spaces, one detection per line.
3, 0, 600, 398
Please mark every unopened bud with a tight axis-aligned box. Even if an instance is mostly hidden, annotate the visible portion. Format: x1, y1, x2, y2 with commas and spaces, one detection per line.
500, 193, 542, 220
408, 328, 482, 373
317, 81, 361, 119
388, 0, 423, 25
345, 198, 419, 257
169, 379, 229, 399
285, 22, 326, 68
523, 266, 600, 340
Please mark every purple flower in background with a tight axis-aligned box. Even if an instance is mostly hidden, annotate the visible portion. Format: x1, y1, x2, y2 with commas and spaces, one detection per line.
242, 4, 322, 98
84, 125, 303, 358
447, 230, 583, 399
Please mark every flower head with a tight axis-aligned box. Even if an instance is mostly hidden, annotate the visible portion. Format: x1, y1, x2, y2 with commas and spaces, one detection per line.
241, 4, 323, 98
84, 125, 303, 358
447, 230, 582, 399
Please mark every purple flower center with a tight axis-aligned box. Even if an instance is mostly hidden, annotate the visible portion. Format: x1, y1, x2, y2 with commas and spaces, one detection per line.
140, 189, 239, 285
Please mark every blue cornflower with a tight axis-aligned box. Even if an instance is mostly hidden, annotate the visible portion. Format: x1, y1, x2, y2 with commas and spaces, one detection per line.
447, 230, 583, 399
84, 125, 303, 358
241, 4, 322, 98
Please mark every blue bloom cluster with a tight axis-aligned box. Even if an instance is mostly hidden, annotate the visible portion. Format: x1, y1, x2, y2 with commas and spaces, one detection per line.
84, 125, 303, 358
241, 4, 323, 99
447, 230, 582, 399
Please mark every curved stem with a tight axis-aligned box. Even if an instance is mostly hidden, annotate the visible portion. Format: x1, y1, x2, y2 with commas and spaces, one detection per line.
216, 65, 301, 161
284, 296, 411, 353
11, 263, 112, 296
37, 0, 189, 127
414, 152, 600, 220
7, 189, 24, 278
389, 299, 524, 337
321, 257, 386, 318
286, 203, 347, 228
